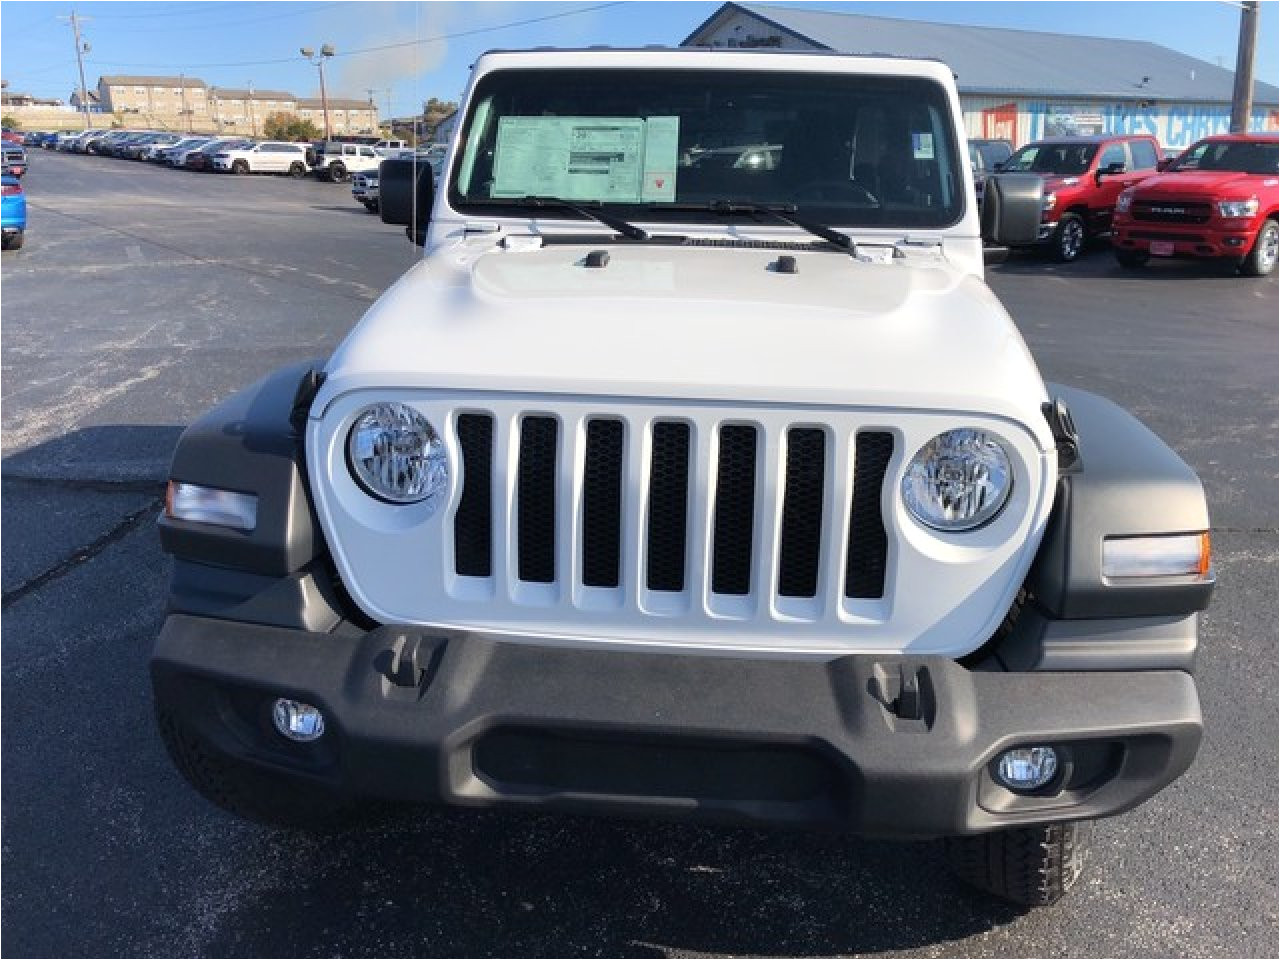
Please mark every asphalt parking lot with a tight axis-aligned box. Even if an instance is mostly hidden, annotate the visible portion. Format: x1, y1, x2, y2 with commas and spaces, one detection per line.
2, 149, 1277, 958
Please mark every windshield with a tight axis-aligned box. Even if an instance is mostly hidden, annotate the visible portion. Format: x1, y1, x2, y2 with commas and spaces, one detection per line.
1168, 139, 1278, 175
1003, 142, 1098, 176
449, 68, 964, 228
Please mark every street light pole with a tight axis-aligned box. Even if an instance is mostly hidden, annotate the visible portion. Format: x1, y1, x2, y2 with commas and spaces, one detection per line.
248, 81, 257, 138
300, 44, 335, 139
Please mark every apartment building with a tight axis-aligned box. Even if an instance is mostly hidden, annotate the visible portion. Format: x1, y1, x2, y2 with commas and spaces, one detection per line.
97, 75, 208, 121
88, 75, 378, 135
297, 97, 378, 135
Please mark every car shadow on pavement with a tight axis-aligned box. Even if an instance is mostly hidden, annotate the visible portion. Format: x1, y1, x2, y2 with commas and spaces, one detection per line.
990, 244, 1252, 281
192, 804, 1026, 957
311, 205, 375, 215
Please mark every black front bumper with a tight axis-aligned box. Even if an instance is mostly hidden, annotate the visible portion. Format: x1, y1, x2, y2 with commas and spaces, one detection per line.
151, 614, 1201, 837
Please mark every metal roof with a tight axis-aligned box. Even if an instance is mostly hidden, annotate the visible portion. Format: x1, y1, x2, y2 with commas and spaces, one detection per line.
210, 88, 296, 102
684, 3, 1279, 104
99, 75, 207, 88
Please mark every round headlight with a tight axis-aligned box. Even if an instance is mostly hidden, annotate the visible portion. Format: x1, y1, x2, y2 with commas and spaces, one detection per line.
347, 402, 448, 509
901, 428, 1013, 532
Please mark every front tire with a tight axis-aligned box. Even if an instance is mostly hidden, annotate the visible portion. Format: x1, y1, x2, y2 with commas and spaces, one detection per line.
328, 162, 348, 183
231, 159, 249, 175
1240, 218, 1278, 277
943, 820, 1093, 907
1051, 213, 1087, 263
1, 231, 23, 251
156, 708, 355, 830
1114, 247, 1149, 269
288, 161, 306, 178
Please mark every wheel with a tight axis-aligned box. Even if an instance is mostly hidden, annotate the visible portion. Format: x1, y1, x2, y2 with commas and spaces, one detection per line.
1114, 247, 1149, 269
1051, 213, 1087, 262
288, 161, 306, 178
156, 707, 355, 830
231, 159, 249, 175
328, 162, 348, 183
1240, 219, 1278, 277
1, 231, 22, 251
943, 820, 1093, 907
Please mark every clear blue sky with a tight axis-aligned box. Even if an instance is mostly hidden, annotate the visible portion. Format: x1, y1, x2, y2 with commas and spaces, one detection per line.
2, 1, 1277, 118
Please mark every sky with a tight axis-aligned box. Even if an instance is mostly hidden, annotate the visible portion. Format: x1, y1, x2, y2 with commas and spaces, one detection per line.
1, 0, 1277, 119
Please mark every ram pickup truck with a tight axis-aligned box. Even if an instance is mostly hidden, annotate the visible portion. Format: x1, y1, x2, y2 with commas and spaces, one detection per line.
1112, 133, 1279, 277
1002, 133, 1163, 261
152, 49, 1212, 909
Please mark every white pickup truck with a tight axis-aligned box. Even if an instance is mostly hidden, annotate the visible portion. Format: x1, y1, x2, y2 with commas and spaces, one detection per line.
153, 48, 1211, 909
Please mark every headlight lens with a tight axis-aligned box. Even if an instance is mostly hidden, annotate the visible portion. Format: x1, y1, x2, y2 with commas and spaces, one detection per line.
1115, 189, 1134, 214
1041, 192, 1057, 211
347, 402, 448, 508
1218, 197, 1259, 218
901, 429, 1013, 532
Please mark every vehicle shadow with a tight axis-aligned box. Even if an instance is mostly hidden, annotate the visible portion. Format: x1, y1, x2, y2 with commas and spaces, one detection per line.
990, 242, 1254, 281
311, 204, 374, 215
204, 805, 1027, 957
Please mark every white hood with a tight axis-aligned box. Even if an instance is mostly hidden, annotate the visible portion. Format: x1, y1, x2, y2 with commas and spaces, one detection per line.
316, 239, 1052, 446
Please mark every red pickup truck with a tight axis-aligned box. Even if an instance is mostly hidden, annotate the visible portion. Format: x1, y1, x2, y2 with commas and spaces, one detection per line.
1111, 133, 1279, 278
999, 134, 1163, 262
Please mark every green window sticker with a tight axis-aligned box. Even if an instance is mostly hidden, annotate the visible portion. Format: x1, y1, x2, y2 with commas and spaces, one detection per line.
912, 132, 935, 160
492, 116, 679, 202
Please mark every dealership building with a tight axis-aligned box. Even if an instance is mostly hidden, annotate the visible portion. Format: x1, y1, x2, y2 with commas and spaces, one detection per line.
683, 3, 1280, 150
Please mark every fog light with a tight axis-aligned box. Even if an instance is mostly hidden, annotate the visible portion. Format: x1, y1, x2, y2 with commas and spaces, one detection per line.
995, 746, 1059, 791
272, 698, 325, 742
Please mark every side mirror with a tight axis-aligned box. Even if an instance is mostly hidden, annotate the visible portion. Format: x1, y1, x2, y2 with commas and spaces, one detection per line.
992, 161, 1006, 172
1157, 158, 1172, 172
380, 157, 435, 246
1095, 161, 1125, 185
981, 173, 1044, 251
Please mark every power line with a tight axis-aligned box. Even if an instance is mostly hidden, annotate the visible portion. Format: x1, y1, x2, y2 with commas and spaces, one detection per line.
83, 2, 353, 34
79, 2, 625, 70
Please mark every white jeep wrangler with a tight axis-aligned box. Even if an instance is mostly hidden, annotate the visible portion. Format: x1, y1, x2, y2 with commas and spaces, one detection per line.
153, 49, 1212, 907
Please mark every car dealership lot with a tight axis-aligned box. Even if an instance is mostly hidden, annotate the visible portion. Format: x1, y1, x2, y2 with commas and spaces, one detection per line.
2, 150, 1276, 958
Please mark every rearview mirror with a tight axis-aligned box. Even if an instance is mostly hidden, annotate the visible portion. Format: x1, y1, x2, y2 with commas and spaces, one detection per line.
981, 173, 1044, 250
380, 157, 435, 246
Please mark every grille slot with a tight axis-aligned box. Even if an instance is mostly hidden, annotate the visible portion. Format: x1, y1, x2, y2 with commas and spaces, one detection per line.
517, 416, 558, 583
846, 432, 893, 599
646, 422, 691, 592
711, 425, 758, 595
454, 413, 494, 577
1133, 203, 1211, 224
777, 428, 826, 598
582, 419, 624, 588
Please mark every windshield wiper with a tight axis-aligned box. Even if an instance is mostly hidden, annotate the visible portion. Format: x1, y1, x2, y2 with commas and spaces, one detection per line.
657, 200, 857, 253
480, 195, 650, 241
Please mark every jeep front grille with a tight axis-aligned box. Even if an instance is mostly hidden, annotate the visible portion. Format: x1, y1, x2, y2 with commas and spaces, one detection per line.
451, 409, 893, 605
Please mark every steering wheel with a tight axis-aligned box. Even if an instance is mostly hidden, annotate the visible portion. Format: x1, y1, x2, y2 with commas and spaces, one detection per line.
791, 179, 881, 206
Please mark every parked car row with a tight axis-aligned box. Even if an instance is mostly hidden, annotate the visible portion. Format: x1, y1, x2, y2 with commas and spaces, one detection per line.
349, 144, 447, 214
26, 128, 420, 181
982, 131, 1277, 277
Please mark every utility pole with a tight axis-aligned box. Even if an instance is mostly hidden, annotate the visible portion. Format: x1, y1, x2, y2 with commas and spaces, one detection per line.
179, 73, 191, 133
248, 81, 257, 137
384, 88, 392, 133
1230, 0, 1259, 133
365, 87, 377, 134
60, 10, 93, 129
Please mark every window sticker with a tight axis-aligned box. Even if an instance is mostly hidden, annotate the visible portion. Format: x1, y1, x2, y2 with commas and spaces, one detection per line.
911, 132, 935, 160
492, 116, 679, 202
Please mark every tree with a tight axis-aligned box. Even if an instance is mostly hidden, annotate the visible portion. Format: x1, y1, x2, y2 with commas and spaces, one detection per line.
1, 114, 18, 131
422, 97, 457, 135
262, 111, 321, 142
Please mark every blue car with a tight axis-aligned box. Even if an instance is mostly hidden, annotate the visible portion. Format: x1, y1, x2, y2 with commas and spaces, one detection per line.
2, 175, 27, 250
